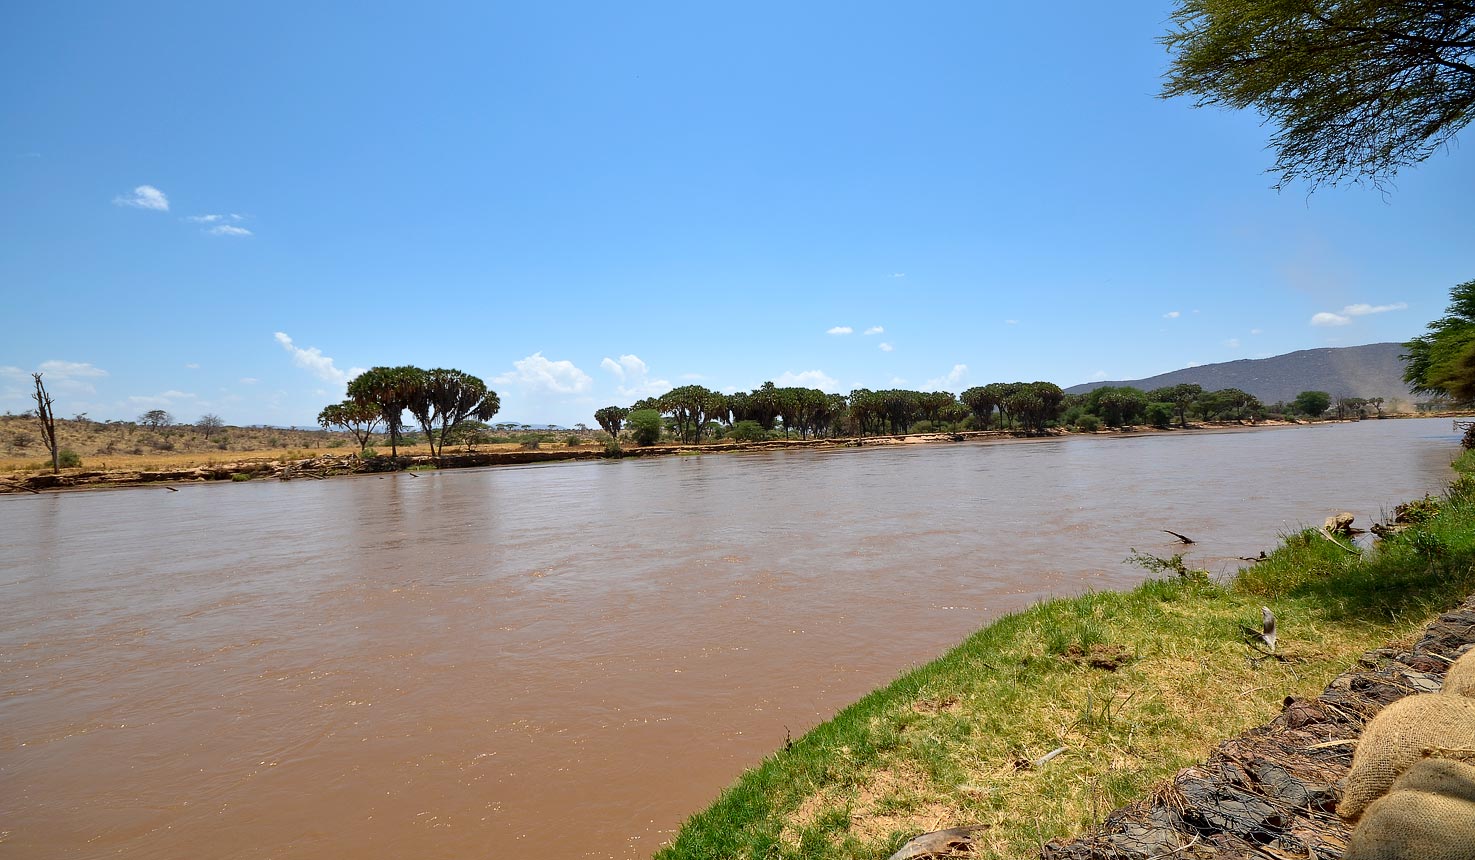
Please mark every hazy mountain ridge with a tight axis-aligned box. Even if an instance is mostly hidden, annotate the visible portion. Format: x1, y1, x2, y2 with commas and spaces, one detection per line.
1065, 343, 1414, 405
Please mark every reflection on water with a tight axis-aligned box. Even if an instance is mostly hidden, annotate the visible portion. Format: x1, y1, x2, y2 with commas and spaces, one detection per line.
0, 418, 1461, 859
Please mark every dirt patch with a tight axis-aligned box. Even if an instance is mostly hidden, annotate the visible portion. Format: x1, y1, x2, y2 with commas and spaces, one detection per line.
912, 696, 961, 714
1061, 643, 1134, 672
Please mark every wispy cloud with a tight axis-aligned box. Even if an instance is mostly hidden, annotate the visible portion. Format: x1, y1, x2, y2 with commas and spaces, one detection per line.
494, 353, 593, 394
864, 326, 884, 335
240, 377, 258, 385
1163, 311, 1181, 319
127, 390, 197, 407
924, 364, 968, 391
114, 185, 169, 211
826, 326, 853, 336
600, 354, 670, 398
1343, 302, 1408, 316
186, 213, 245, 224
17, 360, 112, 394
1310, 302, 1407, 327
774, 370, 839, 392
184, 362, 201, 369
1225, 338, 1241, 349
273, 332, 365, 384
1091, 370, 1108, 380
1005, 319, 1019, 326
878, 342, 894, 352
891, 273, 906, 279
207, 224, 253, 237
1250, 328, 1263, 335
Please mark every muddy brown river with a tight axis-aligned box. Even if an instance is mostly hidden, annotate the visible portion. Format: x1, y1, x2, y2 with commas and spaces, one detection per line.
0, 419, 1463, 858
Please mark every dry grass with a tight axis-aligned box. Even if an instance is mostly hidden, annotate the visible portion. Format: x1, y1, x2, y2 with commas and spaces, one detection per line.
0, 414, 598, 473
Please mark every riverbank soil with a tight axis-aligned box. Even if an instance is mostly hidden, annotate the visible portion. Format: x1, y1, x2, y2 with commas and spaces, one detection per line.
1040, 596, 1475, 859
655, 454, 1475, 860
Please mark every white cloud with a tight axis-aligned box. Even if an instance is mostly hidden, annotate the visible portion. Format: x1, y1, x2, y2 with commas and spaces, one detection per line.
864, 326, 884, 335
924, 364, 968, 391
1342, 302, 1408, 316
1225, 338, 1241, 349
600, 354, 670, 398
273, 332, 365, 384
494, 352, 593, 395
1250, 328, 1263, 335
1163, 311, 1181, 319
826, 326, 853, 336
891, 273, 906, 278
186, 213, 245, 224
240, 377, 259, 385
208, 224, 253, 237
127, 390, 198, 407
37, 360, 108, 380
679, 373, 705, 380
1310, 312, 1352, 327
774, 370, 840, 392
1005, 319, 1019, 326
25, 360, 110, 394
114, 185, 169, 211
185, 362, 201, 369
1091, 370, 1108, 380
878, 342, 894, 352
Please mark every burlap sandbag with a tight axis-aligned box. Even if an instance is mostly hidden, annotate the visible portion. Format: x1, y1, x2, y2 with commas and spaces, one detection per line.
1338, 694, 1475, 820
1444, 648, 1475, 698
1344, 758, 1475, 860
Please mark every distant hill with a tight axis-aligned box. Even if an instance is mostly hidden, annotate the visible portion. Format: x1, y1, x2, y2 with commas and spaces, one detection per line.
1065, 343, 1415, 406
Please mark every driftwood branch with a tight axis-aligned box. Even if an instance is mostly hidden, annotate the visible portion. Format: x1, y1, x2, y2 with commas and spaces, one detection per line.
1163, 529, 1195, 545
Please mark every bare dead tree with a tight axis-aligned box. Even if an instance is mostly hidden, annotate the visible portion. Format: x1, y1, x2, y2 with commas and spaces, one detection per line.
32, 373, 59, 473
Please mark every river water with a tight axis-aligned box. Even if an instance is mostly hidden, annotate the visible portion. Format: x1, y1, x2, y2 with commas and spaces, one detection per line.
0, 418, 1462, 859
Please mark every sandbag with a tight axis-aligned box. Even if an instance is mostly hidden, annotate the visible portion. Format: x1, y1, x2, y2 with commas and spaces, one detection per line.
1338, 694, 1475, 820
1344, 759, 1475, 860
1445, 648, 1475, 698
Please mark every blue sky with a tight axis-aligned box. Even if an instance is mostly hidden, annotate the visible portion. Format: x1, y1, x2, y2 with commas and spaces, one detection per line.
3, 3, 1471, 427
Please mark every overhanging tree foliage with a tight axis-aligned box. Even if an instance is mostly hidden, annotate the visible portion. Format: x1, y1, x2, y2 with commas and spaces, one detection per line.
1162, 0, 1475, 188
1404, 278, 1475, 401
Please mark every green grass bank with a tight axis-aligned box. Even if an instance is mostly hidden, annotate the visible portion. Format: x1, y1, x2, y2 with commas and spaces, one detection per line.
656, 450, 1475, 860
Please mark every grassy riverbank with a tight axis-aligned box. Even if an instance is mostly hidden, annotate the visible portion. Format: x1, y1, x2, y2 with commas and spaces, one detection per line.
656, 451, 1475, 860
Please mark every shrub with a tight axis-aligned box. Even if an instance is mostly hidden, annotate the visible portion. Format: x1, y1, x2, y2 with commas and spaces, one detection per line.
602, 439, 624, 458
231, 473, 253, 482
1145, 402, 1174, 429
327, 439, 347, 448
728, 420, 767, 442
57, 449, 82, 468
361, 446, 378, 458
566, 435, 582, 447
628, 409, 663, 446
1075, 415, 1101, 432
521, 439, 541, 450
148, 436, 175, 451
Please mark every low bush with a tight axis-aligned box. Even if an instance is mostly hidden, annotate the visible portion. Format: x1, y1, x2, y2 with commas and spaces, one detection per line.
1075, 414, 1101, 432
56, 448, 81, 468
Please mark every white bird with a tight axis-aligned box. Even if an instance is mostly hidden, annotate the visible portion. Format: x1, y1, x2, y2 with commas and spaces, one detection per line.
1260, 606, 1278, 652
